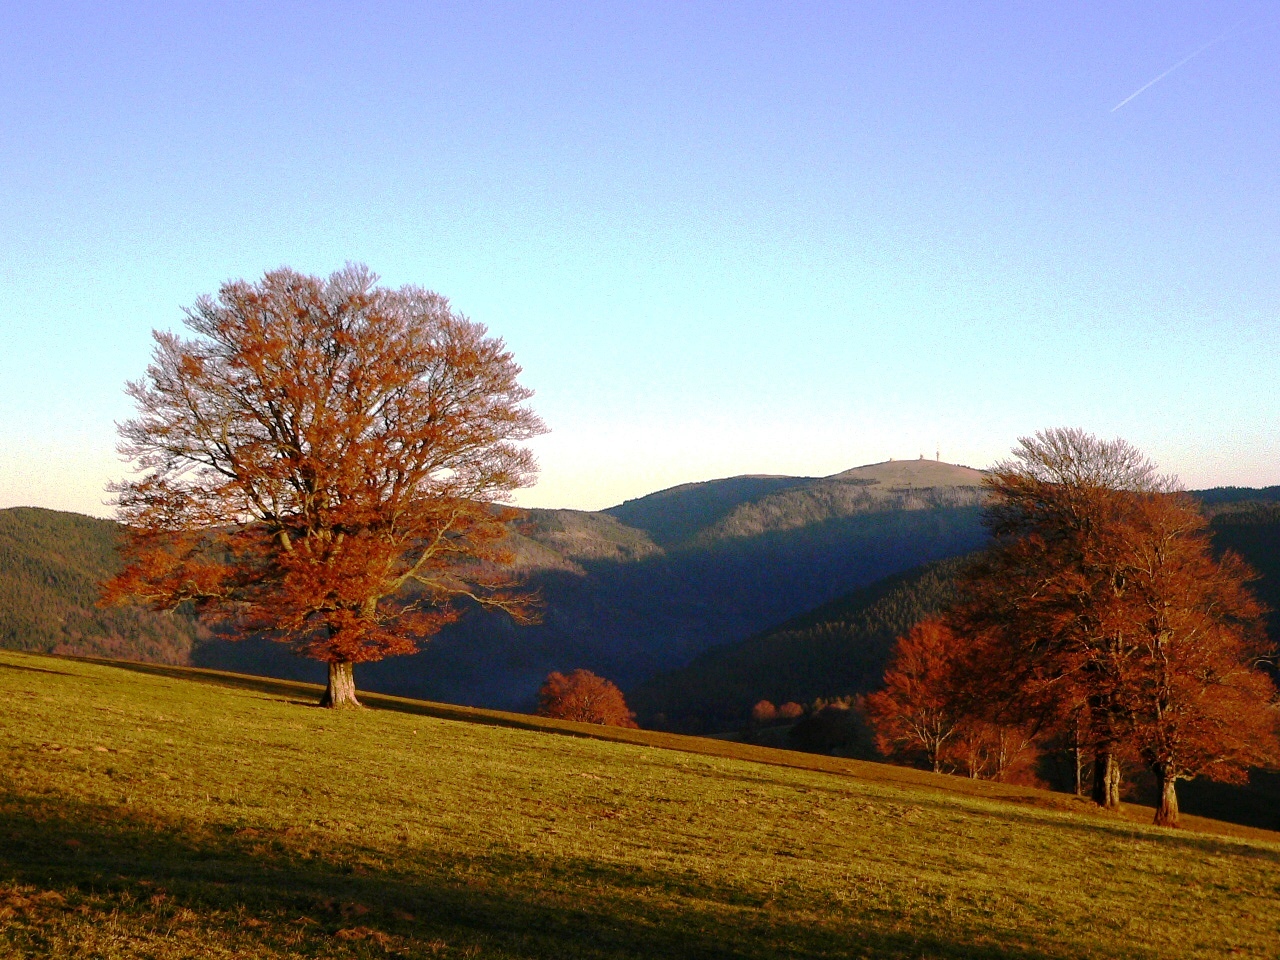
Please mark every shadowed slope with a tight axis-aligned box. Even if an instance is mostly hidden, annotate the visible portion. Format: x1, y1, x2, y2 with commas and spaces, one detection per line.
604, 475, 815, 548
7, 474, 1280, 724
196, 462, 992, 708
629, 556, 967, 732
632, 487, 1280, 735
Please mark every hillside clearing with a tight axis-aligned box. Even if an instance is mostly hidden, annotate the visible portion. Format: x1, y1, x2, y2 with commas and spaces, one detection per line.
2, 652, 1278, 958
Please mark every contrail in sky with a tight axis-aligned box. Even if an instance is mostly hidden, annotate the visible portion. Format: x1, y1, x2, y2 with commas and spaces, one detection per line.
1111, 19, 1247, 112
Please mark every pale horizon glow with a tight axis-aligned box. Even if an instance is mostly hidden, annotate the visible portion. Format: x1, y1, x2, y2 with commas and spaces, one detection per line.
3, 3, 1279, 519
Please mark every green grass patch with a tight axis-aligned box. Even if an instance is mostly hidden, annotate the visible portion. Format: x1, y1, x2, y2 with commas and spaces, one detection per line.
2, 651, 1278, 958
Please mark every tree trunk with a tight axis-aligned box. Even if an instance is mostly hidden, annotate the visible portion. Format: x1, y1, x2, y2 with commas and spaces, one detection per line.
1091, 749, 1122, 809
1153, 767, 1180, 828
320, 660, 361, 708
1106, 754, 1121, 808
1090, 749, 1107, 805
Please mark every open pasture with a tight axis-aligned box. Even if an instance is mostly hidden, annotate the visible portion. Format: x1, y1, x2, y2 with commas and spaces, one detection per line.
1, 651, 1277, 959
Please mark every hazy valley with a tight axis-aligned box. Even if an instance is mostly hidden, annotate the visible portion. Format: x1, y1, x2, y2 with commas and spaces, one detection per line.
6, 457, 1279, 734
2, 459, 988, 708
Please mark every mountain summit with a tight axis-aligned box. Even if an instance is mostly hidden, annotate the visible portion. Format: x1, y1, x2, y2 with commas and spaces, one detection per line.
1, 461, 993, 711
604, 460, 985, 549
831, 458, 986, 488
308, 459, 993, 707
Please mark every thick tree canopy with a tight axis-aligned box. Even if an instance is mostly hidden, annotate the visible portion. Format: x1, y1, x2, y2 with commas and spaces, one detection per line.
951, 430, 1181, 806
1116, 491, 1278, 824
948, 428, 1278, 824
102, 265, 546, 706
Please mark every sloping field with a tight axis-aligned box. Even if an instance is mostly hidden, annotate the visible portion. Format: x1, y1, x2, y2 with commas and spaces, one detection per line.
2, 652, 1278, 959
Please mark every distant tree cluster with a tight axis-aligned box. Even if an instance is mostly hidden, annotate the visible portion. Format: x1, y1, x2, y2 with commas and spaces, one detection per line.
750, 699, 804, 724
866, 429, 1280, 826
864, 618, 1040, 783
536, 670, 638, 728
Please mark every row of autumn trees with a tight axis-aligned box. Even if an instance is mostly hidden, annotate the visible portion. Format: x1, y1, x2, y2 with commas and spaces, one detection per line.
866, 429, 1279, 827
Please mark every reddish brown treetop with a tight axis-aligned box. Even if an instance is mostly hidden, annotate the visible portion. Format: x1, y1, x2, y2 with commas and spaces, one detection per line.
536, 670, 638, 728
103, 265, 545, 697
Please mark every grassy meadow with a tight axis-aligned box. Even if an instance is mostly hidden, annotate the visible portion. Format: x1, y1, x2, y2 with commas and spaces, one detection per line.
2, 651, 1279, 959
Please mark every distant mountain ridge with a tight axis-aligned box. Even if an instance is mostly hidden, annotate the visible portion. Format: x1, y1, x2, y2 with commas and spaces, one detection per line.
604, 475, 816, 547
603, 459, 985, 549
194, 458, 993, 706
633, 487, 1280, 735
686, 461, 986, 545
0, 459, 991, 708
11, 461, 1272, 718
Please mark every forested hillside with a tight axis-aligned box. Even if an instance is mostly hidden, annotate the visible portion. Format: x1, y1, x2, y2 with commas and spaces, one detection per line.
629, 557, 967, 731
5, 474, 1276, 721
0, 508, 203, 663
636, 487, 1280, 734
1201, 492, 1280, 621
196, 459, 991, 708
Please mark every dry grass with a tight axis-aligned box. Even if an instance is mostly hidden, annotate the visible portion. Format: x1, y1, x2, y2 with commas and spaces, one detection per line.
2, 650, 1278, 958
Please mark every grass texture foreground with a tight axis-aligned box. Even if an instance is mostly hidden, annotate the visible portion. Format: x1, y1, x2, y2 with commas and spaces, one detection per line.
1, 651, 1278, 958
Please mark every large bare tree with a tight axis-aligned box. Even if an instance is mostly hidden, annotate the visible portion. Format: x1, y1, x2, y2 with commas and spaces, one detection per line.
1114, 491, 1277, 826
102, 265, 545, 707
954, 428, 1174, 807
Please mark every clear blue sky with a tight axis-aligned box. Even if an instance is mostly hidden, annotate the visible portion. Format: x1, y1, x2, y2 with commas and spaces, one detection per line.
2, 1, 1278, 515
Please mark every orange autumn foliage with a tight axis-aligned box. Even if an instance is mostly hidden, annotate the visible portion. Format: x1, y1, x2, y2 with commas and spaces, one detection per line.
535, 670, 638, 728
866, 617, 1041, 782
1110, 491, 1278, 825
777, 701, 805, 721
865, 618, 963, 773
868, 431, 1278, 822
101, 265, 545, 706
948, 429, 1278, 824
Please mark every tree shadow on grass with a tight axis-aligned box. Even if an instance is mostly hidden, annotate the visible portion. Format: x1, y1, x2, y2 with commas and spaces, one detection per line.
863, 785, 1280, 865
0, 660, 74, 677
644, 757, 1280, 866
0, 789, 1080, 960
